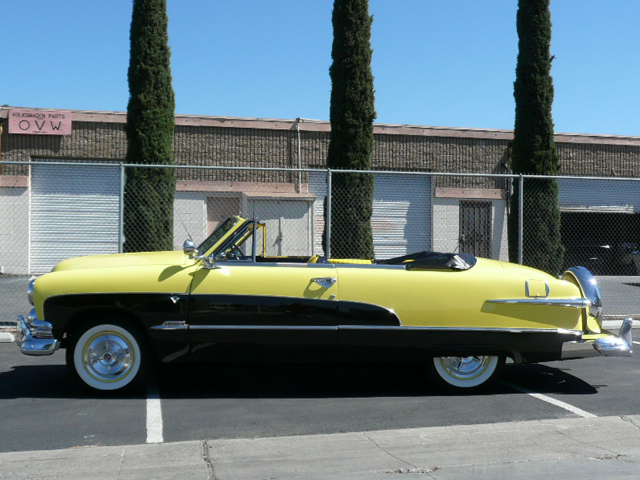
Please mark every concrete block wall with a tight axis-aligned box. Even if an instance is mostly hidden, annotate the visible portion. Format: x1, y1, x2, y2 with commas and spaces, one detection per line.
432, 198, 461, 255
491, 200, 509, 262
0, 186, 29, 275
173, 192, 207, 251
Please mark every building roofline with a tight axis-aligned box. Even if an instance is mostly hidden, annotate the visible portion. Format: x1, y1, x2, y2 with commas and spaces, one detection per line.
2, 106, 639, 146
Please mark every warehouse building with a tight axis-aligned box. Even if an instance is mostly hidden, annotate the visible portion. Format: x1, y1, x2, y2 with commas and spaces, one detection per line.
1, 106, 639, 275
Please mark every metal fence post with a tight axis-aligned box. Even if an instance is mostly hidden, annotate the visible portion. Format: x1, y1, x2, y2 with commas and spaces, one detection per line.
518, 175, 524, 265
119, 163, 125, 253
326, 169, 332, 258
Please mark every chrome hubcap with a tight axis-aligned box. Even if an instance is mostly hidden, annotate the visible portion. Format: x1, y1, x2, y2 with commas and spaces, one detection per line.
439, 356, 490, 380
83, 332, 133, 382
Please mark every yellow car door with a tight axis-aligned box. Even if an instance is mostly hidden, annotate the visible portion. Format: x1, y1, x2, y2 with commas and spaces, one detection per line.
187, 260, 339, 359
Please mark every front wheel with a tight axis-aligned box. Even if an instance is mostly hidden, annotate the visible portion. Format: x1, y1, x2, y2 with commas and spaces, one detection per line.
66, 321, 147, 392
430, 355, 503, 390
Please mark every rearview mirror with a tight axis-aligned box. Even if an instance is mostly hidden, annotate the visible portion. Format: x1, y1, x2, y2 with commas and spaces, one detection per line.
182, 240, 198, 258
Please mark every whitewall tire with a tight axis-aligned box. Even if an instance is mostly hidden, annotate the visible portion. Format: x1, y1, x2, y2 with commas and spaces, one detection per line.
67, 322, 145, 392
431, 355, 503, 390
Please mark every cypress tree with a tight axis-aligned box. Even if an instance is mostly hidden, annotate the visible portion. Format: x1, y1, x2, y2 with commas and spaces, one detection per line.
509, 0, 564, 275
325, 0, 376, 259
123, 0, 176, 252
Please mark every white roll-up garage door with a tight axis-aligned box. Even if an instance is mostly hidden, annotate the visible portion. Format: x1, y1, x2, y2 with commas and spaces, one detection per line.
372, 173, 431, 259
309, 172, 431, 259
30, 163, 121, 274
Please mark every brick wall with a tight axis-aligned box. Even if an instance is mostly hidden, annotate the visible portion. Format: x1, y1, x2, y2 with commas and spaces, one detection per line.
2, 109, 639, 180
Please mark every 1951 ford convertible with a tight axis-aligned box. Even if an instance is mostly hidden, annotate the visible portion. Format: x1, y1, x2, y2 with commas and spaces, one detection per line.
17, 216, 633, 392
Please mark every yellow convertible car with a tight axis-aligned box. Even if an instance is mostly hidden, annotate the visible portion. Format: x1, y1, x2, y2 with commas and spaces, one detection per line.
17, 216, 632, 392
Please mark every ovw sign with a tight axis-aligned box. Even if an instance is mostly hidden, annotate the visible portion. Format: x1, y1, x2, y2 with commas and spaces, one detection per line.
9, 109, 72, 135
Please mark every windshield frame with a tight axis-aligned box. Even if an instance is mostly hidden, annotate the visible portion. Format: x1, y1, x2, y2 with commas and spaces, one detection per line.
197, 216, 248, 256
213, 220, 259, 263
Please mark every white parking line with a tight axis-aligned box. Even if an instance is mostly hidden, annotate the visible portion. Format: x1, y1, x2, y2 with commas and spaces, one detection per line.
146, 386, 164, 444
501, 381, 597, 418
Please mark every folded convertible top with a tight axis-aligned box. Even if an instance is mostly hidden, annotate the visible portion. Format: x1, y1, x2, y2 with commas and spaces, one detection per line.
375, 251, 477, 270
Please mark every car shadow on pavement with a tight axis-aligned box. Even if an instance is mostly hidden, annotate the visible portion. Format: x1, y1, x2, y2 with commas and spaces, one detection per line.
501, 363, 598, 395
154, 361, 598, 399
0, 362, 597, 399
0, 365, 146, 400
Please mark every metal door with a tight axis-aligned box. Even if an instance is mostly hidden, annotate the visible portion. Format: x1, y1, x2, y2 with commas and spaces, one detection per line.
459, 201, 491, 258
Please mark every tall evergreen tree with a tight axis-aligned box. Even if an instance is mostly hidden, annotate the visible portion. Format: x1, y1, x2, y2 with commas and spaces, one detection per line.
325, 0, 376, 259
123, 0, 175, 252
509, 0, 564, 274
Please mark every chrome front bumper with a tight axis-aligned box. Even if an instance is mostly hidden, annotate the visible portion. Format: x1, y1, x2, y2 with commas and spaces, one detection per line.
16, 309, 60, 356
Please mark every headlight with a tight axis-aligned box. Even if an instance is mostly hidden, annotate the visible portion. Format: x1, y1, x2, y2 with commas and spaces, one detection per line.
27, 277, 36, 306
564, 266, 603, 322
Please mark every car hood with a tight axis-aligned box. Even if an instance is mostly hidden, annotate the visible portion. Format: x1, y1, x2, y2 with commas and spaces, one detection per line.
52, 250, 187, 272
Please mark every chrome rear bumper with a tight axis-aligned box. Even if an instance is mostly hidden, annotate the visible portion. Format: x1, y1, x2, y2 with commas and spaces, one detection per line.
16, 310, 60, 356
593, 318, 633, 356
562, 318, 633, 360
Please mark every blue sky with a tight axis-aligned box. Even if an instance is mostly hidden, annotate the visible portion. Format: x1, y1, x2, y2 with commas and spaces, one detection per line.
3, 1, 639, 136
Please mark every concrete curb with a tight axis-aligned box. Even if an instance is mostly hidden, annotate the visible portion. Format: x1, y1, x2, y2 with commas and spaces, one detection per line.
0, 441, 209, 480
1, 416, 639, 479
0, 332, 14, 343
204, 415, 640, 479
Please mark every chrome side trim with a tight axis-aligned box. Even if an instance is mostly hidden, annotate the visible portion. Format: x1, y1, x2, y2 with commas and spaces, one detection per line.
212, 261, 337, 269
189, 325, 339, 331
486, 298, 590, 308
151, 321, 188, 331
208, 262, 408, 270
330, 264, 406, 270
341, 325, 582, 335
186, 324, 580, 335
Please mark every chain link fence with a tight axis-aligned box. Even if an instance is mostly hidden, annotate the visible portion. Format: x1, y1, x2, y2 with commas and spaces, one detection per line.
1, 161, 639, 324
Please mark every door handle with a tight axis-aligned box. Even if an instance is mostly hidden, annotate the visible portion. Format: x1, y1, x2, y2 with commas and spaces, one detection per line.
312, 277, 337, 288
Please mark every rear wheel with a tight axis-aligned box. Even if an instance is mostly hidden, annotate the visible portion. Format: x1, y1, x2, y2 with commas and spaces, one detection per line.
430, 355, 503, 390
66, 321, 147, 392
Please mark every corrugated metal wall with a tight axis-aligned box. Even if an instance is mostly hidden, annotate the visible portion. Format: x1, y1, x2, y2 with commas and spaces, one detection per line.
309, 171, 431, 259
558, 178, 640, 213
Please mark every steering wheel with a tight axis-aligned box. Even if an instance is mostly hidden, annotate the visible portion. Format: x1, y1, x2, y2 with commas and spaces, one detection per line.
226, 244, 247, 260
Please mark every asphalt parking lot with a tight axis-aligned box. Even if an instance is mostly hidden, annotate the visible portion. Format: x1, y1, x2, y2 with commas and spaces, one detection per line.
1, 275, 639, 478
1, 335, 639, 455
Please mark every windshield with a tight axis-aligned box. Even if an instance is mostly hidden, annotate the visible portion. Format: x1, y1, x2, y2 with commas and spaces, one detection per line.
197, 217, 239, 254
215, 222, 256, 261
